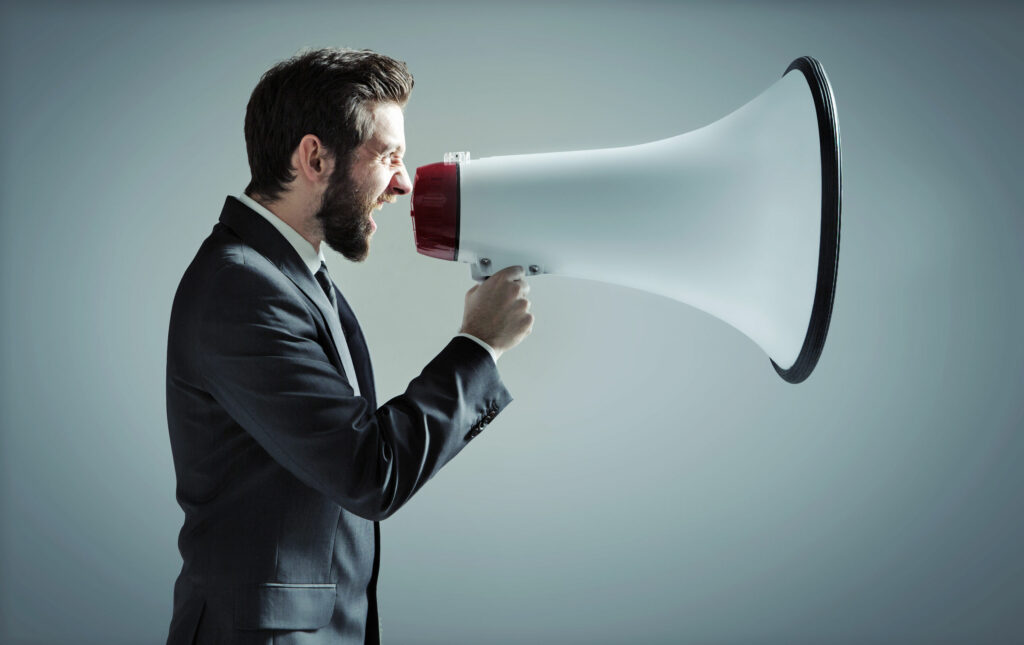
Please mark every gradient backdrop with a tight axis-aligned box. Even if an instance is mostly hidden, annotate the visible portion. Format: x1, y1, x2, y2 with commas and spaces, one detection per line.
1, 2, 1022, 644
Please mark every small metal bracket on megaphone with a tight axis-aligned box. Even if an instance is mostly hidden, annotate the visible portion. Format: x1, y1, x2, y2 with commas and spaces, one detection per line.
470, 258, 545, 282
470, 257, 492, 282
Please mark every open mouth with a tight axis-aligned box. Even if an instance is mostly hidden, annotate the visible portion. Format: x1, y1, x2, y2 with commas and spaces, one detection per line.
370, 196, 396, 232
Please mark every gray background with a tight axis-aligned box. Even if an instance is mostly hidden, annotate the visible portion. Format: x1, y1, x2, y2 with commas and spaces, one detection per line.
2, 1, 1022, 643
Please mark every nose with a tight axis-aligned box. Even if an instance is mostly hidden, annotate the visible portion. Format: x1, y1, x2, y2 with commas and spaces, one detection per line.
389, 166, 412, 196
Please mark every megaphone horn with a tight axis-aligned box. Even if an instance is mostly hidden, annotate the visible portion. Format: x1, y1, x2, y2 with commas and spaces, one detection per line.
411, 56, 841, 384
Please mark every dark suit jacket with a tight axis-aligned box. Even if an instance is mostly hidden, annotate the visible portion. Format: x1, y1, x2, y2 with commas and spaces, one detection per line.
166, 197, 512, 644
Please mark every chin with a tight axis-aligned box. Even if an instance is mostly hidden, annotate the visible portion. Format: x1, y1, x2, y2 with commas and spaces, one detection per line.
350, 238, 371, 262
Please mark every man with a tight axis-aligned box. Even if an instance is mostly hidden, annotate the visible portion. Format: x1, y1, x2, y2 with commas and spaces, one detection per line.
166, 48, 533, 644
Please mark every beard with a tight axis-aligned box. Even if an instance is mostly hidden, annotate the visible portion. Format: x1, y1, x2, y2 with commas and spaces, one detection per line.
315, 165, 379, 262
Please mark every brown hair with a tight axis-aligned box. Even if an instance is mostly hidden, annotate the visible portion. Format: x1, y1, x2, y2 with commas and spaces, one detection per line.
244, 48, 414, 202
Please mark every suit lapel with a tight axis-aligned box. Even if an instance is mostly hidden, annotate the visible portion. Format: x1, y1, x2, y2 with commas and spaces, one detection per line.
217, 197, 360, 394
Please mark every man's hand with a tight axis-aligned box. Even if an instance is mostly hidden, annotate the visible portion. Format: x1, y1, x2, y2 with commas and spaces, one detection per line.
460, 265, 534, 360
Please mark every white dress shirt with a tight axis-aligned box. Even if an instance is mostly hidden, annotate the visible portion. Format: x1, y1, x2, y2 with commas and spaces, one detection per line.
237, 193, 498, 367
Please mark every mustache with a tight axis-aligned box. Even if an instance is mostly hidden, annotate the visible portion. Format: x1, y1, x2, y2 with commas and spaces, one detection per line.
377, 193, 398, 205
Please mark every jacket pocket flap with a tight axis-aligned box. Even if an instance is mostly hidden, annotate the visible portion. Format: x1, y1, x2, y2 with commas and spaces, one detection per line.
234, 583, 337, 630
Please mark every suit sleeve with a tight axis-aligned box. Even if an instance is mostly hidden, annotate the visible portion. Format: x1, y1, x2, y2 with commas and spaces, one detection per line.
196, 261, 512, 521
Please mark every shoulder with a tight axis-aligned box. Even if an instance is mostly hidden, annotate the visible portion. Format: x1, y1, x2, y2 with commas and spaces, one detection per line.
167, 219, 324, 384
179, 224, 287, 291
170, 224, 310, 329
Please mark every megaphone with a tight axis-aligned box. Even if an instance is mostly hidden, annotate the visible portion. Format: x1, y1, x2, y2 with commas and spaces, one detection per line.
410, 56, 840, 384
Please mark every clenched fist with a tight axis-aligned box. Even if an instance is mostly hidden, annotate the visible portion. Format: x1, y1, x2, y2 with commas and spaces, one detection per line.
460, 265, 534, 360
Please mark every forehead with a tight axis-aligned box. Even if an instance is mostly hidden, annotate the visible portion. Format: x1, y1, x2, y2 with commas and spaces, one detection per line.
363, 102, 406, 152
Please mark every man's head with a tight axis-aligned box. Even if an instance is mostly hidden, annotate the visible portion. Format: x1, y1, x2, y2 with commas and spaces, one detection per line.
244, 48, 413, 260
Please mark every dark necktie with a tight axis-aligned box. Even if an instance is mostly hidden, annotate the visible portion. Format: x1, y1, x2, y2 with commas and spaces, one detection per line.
315, 262, 338, 311
314, 262, 375, 407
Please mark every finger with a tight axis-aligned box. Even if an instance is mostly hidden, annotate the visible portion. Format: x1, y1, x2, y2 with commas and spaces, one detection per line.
493, 265, 525, 281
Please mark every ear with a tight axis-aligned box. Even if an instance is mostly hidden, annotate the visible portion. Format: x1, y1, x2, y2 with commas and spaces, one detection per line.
291, 134, 334, 186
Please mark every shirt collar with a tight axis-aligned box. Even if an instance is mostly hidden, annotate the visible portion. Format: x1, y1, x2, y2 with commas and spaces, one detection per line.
237, 193, 325, 276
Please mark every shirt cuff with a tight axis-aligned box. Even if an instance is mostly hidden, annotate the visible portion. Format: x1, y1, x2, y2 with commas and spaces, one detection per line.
455, 333, 498, 364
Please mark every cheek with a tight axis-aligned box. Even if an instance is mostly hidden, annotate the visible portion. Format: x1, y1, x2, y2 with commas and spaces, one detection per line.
353, 169, 387, 196
373, 170, 392, 194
